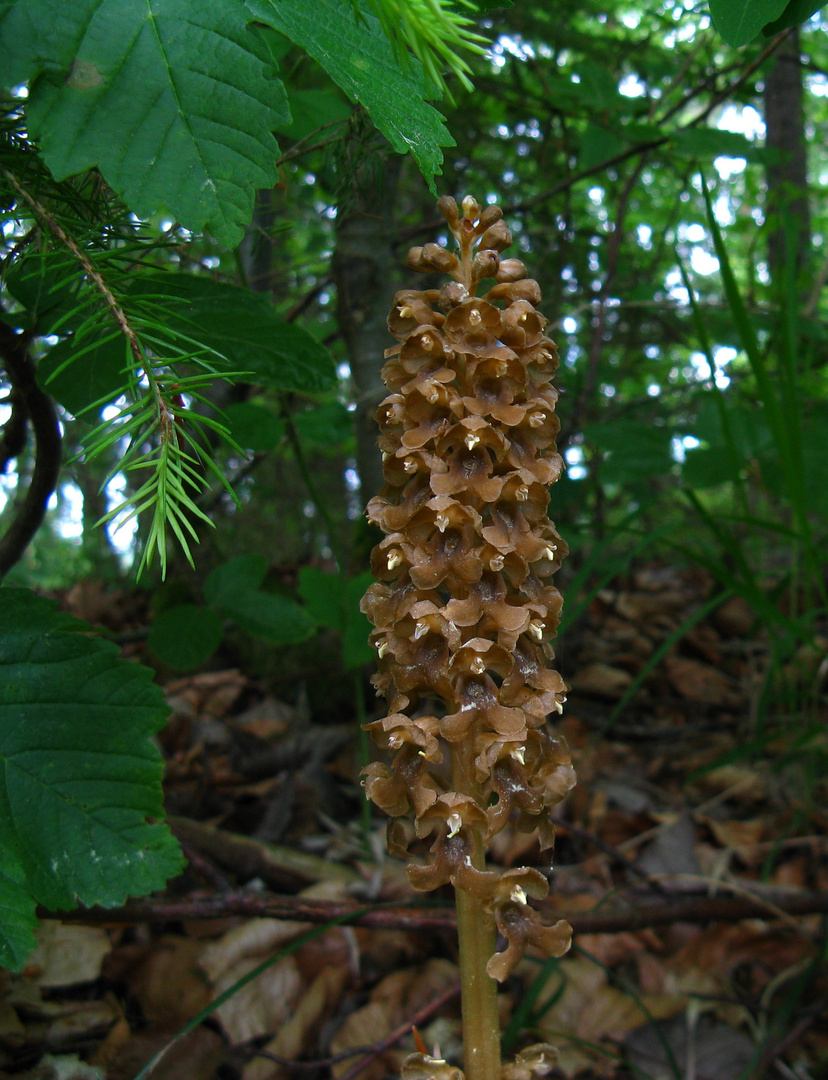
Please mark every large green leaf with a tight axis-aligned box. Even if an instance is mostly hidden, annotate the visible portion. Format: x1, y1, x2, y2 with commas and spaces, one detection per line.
293, 400, 354, 447
37, 332, 126, 417
672, 128, 761, 162
142, 276, 337, 393
37, 273, 337, 415
0, 588, 183, 971
246, 0, 454, 192
762, 0, 825, 35
204, 555, 316, 645
707, 0, 788, 45
148, 603, 224, 670
298, 567, 373, 669
3, 251, 81, 335
223, 401, 286, 452
277, 87, 353, 141
582, 420, 675, 484
0, 0, 289, 245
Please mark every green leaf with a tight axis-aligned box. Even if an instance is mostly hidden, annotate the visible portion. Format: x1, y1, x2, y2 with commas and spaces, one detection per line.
277, 87, 353, 141
762, 0, 825, 35
0, 0, 290, 245
574, 67, 622, 112
3, 251, 80, 334
219, 590, 316, 644
293, 400, 353, 447
0, 587, 183, 972
223, 402, 285, 452
582, 420, 674, 484
672, 128, 760, 161
148, 604, 224, 670
298, 567, 373, 669
204, 554, 268, 607
38, 274, 337, 417
204, 555, 315, 644
37, 332, 126, 417
246, 0, 455, 193
579, 124, 626, 170
707, 0, 788, 45
137, 273, 337, 394
681, 395, 775, 489
0, 866, 36, 973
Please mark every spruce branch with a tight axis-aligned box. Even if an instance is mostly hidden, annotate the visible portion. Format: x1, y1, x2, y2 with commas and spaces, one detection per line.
3, 165, 244, 576
354, 0, 487, 98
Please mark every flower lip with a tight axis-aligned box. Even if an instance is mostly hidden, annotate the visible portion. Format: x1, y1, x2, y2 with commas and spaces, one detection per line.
443, 299, 502, 347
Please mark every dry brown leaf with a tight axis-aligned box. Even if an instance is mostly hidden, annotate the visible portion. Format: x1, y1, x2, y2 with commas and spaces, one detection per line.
244, 966, 350, 1080
574, 931, 647, 969
111, 937, 212, 1028
663, 656, 743, 707
534, 957, 685, 1078
16, 1051, 106, 1079
637, 812, 702, 878
23, 923, 111, 988
668, 923, 813, 994
199, 920, 306, 1043
88, 1006, 131, 1071
700, 814, 769, 853
625, 1015, 758, 1080
37, 1000, 119, 1051
330, 1000, 402, 1080
569, 663, 633, 699
771, 853, 808, 888
105, 1026, 225, 1080
330, 959, 458, 1080
0, 998, 26, 1050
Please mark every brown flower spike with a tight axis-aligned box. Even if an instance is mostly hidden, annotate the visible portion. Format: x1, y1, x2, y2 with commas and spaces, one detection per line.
362, 196, 576, 1080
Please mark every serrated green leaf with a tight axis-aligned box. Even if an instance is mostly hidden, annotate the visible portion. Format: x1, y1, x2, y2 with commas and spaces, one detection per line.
0, 867, 38, 972
246, 0, 455, 192
707, 0, 788, 45
0, 587, 183, 972
148, 604, 223, 670
223, 402, 285, 452
0, 0, 289, 245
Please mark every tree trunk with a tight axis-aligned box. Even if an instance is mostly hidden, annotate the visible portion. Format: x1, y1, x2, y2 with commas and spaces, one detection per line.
764, 28, 810, 287
332, 136, 402, 520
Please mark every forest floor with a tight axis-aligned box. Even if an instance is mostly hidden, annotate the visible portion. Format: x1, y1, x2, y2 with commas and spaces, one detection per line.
3, 563, 827, 1080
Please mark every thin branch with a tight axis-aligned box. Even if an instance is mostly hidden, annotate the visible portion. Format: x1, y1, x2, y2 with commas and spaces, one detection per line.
245, 980, 461, 1076
48, 881, 828, 936
0, 322, 62, 576
398, 30, 793, 247
338, 980, 461, 1080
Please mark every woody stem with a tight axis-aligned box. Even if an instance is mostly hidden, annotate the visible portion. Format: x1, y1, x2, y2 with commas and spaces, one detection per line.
452, 740, 501, 1080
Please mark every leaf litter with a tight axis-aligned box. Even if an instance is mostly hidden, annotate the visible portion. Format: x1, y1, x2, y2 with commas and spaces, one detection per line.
3, 563, 827, 1080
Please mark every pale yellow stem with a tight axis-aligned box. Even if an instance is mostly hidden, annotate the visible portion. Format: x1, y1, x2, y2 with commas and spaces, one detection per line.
452, 741, 501, 1080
